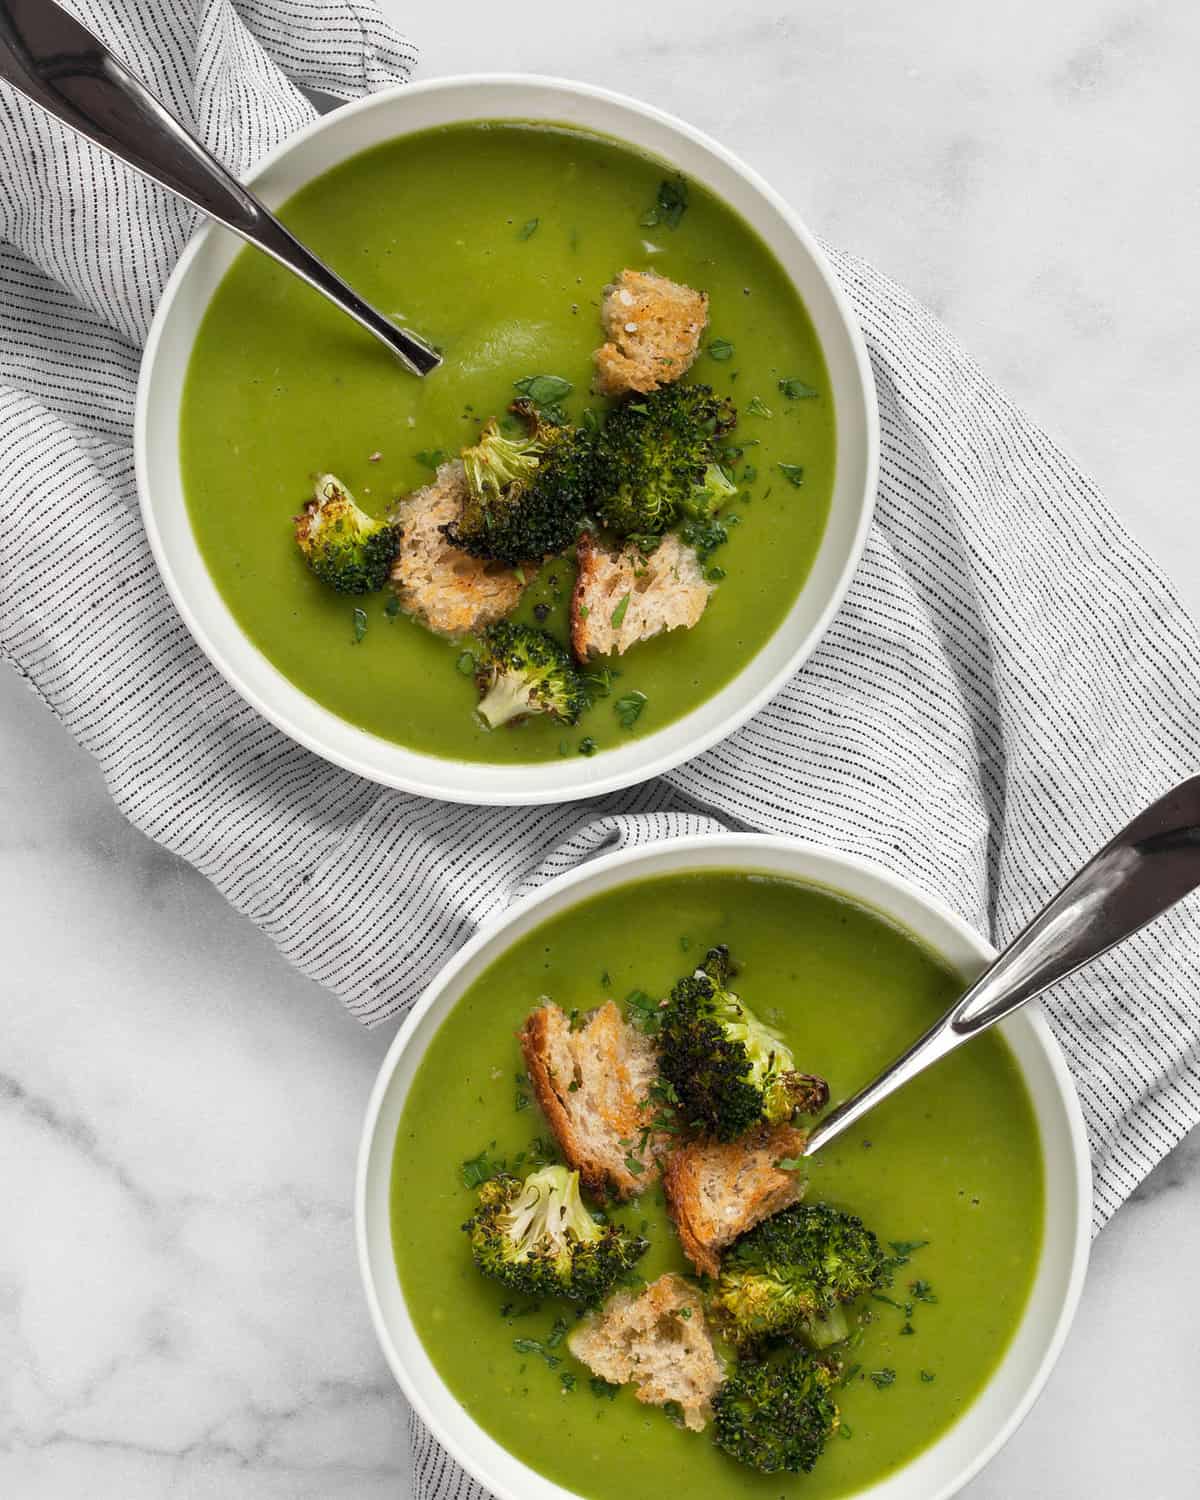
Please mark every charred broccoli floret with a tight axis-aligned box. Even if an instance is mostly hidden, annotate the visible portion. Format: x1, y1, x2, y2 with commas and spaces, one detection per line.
712, 1351, 840, 1474
657, 946, 829, 1141
591, 383, 737, 538
464, 1164, 648, 1302
293, 473, 399, 593
442, 400, 593, 565
473, 621, 587, 729
712, 1202, 890, 1348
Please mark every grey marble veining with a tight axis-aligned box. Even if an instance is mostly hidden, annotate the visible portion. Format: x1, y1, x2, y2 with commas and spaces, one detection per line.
3, 1, 1199, 1496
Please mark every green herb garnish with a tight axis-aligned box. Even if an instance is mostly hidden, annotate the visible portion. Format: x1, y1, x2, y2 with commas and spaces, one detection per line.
778, 377, 819, 400
590, 1377, 620, 1400
746, 396, 773, 418
610, 593, 631, 628
778, 463, 805, 487
352, 607, 368, 644
456, 650, 476, 676
640, 174, 688, 230
869, 1368, 896, 1390
415, 448, 447, 470
707, 337, 735, 362
518, 217, 540, 240
384, 593, 401, 620
624, 989, 661, 1035
614, 690, 646, 729
578, 736, 598, 757
887, 1239, 930, 1266
920, 1370, 937, 1383
460, 1149, 502, 1188
513, 373, 572, 423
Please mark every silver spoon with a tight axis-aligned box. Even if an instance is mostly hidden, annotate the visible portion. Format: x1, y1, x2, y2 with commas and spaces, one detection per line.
804, 774, 1200, 1156
0, 0, 440, 377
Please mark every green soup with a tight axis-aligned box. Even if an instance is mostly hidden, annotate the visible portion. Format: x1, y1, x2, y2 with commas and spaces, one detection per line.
391, 872, 1044, 1498
180, 123, 835, 762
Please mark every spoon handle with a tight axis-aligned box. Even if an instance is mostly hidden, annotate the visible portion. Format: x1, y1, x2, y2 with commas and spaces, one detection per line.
803, 775, 1200, 1156
0, 0, 440, 376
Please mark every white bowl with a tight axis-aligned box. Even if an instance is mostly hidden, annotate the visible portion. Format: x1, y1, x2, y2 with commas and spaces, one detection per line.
356, 835, 1091, 1500
136, 75, 878, 805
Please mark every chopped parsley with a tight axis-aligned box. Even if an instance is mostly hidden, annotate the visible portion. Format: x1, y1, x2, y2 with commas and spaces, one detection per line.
778, 463, 805, 487
869, 1368, 896, 1390
456, 650, 476, 675
351, 607, 368, 644
624, 988, 661, 1035
887, 1239, 930, 1266
610, 593, 631, 628
746, 395, 774, 418
578, 736, 598, 757
707, 336, 735, 362
415, 448, 447, 470
460, 1148, 502, 1188
614, 690, 647, 728
640, 174, 688, 230
590, 1377, 620, 1400
513, 374, 572, 424
778, 377, 819, 400
518, 217, 540, 240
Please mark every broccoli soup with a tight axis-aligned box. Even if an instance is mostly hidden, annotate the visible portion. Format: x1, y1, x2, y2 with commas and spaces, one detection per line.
180, 123, 835, 763
391, 872, 1044, 1499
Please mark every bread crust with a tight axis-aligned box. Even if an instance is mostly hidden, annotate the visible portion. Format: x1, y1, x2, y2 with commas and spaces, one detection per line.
593, 269, 708, 397
570, 531, 711, 662
567, 1273, 724, 1431
663, 1123, 808, 1277
520, 1000, 668, 1199
389, 460, 528, 637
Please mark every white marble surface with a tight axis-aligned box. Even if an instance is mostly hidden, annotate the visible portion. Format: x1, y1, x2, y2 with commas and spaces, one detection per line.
3, 2, 1200, 1496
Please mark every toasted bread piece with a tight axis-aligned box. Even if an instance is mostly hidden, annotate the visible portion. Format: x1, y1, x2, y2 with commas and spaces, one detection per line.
593, 269, 708, 396
570, 532, 711, 661
521, 1000, 669, 1199
568, 1273, 724, 1431
389, 460, 528, 638
663, 1124, 808, 1278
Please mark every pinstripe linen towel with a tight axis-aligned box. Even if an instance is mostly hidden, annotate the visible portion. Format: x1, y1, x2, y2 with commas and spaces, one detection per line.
4, 0, 1200, 1271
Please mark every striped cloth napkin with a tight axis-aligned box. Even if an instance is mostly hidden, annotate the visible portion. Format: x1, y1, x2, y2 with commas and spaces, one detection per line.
3, 0, 1199, 1326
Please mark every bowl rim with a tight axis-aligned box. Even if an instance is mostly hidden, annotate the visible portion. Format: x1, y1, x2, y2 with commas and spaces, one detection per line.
355, 832, 1093, 1500
134, 72, 879, 804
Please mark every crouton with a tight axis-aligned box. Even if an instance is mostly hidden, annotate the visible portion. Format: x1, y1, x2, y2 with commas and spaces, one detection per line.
521, 1000, 670, 1199
593, 269, 708, 397
568, 1273, 724, 1431
570, 532, 711, 661
389, 460, 528, 637
663, 1124, 809, 1278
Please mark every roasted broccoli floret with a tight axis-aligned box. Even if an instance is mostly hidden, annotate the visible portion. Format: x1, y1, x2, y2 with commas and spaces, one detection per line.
473, 621, 588, 729
464, 1164, 648, 1303
442, 400, 593, 565
656, 946, 829, 1141
712, 1351, 841, 1474
712, 1202, 890, 1347
591, 383, 737, 538
293, 473, 399, 593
